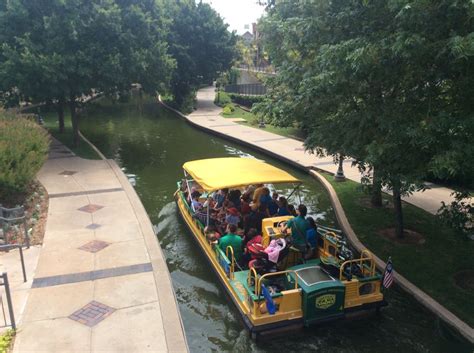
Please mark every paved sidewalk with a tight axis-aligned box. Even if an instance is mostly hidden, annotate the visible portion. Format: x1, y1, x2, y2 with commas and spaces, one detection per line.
10, 140, 187, 352
187, 86, 458, 214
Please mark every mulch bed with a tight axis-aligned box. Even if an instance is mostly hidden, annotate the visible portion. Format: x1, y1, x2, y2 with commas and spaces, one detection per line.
377, 228, 426, 245
1, 180, 49, 246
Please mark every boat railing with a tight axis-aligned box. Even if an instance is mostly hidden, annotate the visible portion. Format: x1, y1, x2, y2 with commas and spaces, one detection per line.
338, 249, 376, 281
255, 270, 299, 298
225, 246, 235, 280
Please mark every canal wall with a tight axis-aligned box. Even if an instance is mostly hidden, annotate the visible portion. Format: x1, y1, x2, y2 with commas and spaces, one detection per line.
158, 89, 474, 345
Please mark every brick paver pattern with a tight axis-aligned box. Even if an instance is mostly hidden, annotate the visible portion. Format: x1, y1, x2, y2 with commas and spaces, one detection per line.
69, 301, 115, 327
78, 240, 110, 253
78, 204, 104, 213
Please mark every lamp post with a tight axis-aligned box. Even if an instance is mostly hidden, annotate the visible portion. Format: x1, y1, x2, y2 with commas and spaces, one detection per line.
334, 153, 346, 181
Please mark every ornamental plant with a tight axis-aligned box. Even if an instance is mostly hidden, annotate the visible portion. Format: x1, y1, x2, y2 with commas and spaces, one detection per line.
0, 113, 49, 198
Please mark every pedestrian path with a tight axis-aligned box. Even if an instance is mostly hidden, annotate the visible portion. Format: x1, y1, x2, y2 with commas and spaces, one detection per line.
10, 139, 187, 352
187, 87, 458, 214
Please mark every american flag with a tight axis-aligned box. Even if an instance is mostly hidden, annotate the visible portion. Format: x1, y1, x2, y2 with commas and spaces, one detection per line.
382, 258, 394, 289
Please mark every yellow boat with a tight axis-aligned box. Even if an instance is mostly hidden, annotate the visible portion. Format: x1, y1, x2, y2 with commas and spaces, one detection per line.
175, 157, 387, 339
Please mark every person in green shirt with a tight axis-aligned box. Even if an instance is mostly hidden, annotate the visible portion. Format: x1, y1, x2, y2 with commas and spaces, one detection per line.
281, 204, 310, 254
219, 224, 243, 261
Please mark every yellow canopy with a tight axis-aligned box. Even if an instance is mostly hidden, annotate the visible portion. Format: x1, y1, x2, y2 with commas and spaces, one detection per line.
182, 157, 301, 192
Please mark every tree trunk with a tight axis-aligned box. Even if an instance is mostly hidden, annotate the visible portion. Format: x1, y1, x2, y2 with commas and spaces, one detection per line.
69, 96, 79, 148
57, 97, 65, 133
371, 167, 383, 207
392, 181, 404, 238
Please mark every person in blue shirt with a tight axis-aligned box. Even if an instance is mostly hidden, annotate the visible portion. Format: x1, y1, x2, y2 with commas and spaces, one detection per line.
306, 216, 319, 256
268, 192, 279, 216
277, 196, 290, 216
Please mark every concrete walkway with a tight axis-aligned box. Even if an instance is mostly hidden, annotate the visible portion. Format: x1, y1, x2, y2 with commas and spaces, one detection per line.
187, 86, 458, 214
10, 139, 187, 352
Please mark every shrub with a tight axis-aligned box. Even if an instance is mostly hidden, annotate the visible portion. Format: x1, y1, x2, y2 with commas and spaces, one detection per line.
0, 113, 49, 197
227, 93, 264, 107
222, 106, 232, 115
214, 90, 232, 106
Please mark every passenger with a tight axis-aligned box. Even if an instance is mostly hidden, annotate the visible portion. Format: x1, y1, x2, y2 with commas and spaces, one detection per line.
268, 192, 279, 216
306, 216, 319, 257
191, 191, 203, 211
240, 193, 251, 215
281, 204, 310, 255
225, 207, 240, 226
213, 188, 228, 209
277, 196, 290, 216
228, 189, 242, 209
288, 204, 297, 217
259, 187, 272, 216
219, 224, 243, 261
245, 204, 266, 234
252, 184, 265, 207
205, 225, 221, 243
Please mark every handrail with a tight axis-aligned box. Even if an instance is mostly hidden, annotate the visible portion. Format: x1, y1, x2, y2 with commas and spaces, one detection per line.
247, 267, 258, 287
256, 270, 298, 297
225, 246, 235, 280
339, 252, 376, 280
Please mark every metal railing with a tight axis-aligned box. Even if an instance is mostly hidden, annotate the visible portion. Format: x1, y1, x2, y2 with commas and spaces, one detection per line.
0, 205, 30, 248
224, 84, 266, 96
0, 273, 16, 330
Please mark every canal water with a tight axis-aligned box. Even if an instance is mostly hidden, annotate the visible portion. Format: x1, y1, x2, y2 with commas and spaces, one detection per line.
81, 98, 471, 353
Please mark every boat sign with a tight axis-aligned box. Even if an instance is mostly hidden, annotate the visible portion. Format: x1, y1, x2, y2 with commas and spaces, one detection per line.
315, 294, 336, 309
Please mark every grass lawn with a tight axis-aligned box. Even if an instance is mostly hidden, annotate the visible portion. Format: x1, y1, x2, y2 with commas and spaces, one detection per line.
42, 110, 101, 160
322, 172, 474, 326
221, 106, 306, 140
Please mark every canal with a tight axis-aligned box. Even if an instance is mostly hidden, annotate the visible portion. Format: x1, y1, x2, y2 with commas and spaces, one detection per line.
81, 97, 471, 353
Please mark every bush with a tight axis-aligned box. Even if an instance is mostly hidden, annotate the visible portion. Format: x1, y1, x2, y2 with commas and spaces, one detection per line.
227, 93, 264, 107
0, 114, 49, 197
214, 90, 232, 106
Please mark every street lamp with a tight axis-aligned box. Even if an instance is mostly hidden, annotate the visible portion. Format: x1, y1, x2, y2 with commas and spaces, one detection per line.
334, 153, 346, 181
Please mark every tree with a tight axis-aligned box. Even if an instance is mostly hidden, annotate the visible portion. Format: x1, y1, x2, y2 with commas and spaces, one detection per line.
0, 0, 174, 146
165, 0, 237, 106
256, 0, 474, 238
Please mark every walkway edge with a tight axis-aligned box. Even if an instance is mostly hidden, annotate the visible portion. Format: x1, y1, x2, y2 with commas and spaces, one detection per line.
78, 129, 189, 351
158, 94, 474, 344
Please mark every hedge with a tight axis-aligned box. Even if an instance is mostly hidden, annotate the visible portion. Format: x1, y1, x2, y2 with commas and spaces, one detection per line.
0, 113, 49, 197
227, 93, 264, 107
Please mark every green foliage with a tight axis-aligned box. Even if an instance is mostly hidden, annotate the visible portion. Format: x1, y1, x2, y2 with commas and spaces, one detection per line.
258, 0, 474, 236
222, 106, 232, 115
214, 91, 232, 106
0, 114, 49, 197
0, 0, 175, 146
437, 191, 473, 237
325, 174, 474, 326
0, 329, 15, 353
166, 0, 238, 105
228, 93, 264, 107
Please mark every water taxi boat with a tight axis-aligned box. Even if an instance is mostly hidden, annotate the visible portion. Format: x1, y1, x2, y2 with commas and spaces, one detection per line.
175, 157, 387, 339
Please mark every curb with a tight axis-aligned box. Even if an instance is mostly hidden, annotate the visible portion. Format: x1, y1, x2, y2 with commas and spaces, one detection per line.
158, 94, 474, 344
78, 128, 189, 352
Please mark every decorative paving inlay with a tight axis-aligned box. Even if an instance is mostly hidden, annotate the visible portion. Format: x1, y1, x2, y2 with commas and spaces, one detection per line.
78, 240, 110, 253
294, 147, 305, 151
59, 170, 77, 176
49, 187, 123, 199
85, 223, 102, 230
78, 204, 104, 213
69, 301, 115, 327
32, 263, 153, 288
